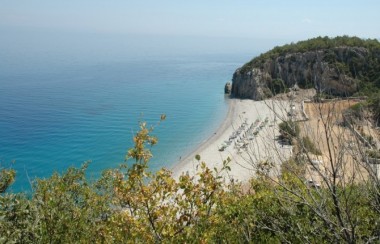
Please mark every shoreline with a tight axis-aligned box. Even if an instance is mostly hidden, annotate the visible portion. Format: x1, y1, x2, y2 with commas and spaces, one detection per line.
172, 98, 293, 182
171, 97, 237, 175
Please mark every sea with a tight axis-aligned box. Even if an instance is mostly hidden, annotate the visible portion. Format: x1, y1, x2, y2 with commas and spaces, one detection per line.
0, 32, 254, 192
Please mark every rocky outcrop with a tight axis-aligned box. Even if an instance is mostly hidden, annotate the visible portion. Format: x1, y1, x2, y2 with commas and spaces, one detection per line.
224, 82, 232, 94
232, 69, 272, 99
231, 46, 372, 100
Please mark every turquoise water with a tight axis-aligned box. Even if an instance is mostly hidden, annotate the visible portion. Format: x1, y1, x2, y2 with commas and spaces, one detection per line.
0, 53, 250, 192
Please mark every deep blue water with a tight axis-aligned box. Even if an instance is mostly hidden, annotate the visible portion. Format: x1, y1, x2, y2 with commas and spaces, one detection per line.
0, 53, 250, 192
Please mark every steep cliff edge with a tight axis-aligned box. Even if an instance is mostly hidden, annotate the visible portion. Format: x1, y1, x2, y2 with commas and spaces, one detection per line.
232, 36, 380, 100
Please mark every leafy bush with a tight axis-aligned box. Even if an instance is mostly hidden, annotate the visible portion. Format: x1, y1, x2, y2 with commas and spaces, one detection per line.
367, 149, 380, 159
279, 121, 300, 144
268, 78, 287, 95
369, 93, 380, 125
348, 102, 365, 120
0, 167, 15, 193
1, 119, 380, 242
300, 136, 322, 155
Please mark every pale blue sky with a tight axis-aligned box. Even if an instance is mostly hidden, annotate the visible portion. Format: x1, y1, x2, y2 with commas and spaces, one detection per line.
1, 0, 380, 57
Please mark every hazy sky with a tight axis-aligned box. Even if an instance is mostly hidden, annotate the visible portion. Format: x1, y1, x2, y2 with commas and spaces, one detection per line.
1, 0, 380, 58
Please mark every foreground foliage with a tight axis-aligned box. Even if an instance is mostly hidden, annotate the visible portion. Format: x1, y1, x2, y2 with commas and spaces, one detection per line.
1, 120, 380, 243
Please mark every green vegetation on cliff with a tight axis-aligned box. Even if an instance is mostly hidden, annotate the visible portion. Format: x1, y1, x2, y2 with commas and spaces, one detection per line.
243, 36, 380, 71
237, 36, 380, 97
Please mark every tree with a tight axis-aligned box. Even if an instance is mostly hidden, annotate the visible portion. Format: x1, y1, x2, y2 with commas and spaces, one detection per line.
1, 106, 380, 242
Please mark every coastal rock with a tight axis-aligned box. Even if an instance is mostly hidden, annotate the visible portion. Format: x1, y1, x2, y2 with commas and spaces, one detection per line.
231, 69, 271, 99
224, 82, 232, 94
231, 46, 374, 100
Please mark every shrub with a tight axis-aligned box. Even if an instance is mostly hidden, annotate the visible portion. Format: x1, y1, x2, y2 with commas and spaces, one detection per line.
279, 121, 300, 144
269, 78, 287, 95
367, 149, 380, 159
369, 93, 380, 125
348, 102, 365, 120
300, 136, 322, 155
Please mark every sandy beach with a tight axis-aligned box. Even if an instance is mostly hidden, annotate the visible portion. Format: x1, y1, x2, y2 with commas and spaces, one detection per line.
172, 98, 293, 183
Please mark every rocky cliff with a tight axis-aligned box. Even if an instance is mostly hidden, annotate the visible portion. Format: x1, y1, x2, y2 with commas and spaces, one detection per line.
231, 37, 380, 100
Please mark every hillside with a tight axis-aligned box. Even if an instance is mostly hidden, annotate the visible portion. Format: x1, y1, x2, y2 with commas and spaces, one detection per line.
2, 36, 380, 243
232, 36, 380, 99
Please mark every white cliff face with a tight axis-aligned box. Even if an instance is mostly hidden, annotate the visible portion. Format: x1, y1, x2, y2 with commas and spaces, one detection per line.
232, 47, 370, 100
